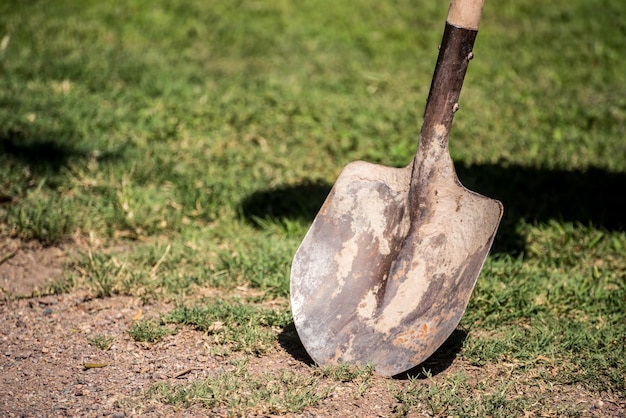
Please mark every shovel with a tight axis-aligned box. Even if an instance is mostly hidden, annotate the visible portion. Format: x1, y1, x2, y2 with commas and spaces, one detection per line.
290, 0, 503, 376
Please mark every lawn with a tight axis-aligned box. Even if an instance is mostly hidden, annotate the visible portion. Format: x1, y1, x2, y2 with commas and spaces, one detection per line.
1, 0, 624, 416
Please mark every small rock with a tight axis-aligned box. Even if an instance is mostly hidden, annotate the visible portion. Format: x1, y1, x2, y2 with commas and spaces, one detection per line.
43, 307, 53, 316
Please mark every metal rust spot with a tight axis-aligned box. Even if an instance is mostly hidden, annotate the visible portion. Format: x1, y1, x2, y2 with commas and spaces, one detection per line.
419, 323, 429, 338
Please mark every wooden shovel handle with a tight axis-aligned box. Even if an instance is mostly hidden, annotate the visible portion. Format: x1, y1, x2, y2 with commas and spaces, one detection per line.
447, 0, 485, 30
411, 0, 485, 189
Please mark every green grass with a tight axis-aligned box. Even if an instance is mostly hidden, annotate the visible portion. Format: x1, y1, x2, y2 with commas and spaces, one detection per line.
128, 319, 175, 344
464, 223, 625, 393
87, 334, 115, 351
149, 360, 374, 414
1, 0, 625, 415
393, 370, 585, 417
164, 300, 291, 355
149, 359, 332, 414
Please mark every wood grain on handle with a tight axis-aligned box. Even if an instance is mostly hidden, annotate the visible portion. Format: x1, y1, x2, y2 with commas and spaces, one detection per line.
447, 0, 484, 30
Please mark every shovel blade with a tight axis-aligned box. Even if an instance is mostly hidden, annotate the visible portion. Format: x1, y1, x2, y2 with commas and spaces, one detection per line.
290, 159, 502, 376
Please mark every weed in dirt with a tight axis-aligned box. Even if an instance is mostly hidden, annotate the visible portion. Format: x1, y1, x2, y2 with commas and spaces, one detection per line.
45, 274, 75, 296
128, 320, 174, 344
316, 363, 374, 383
165, 300, 290, 355
87, 335, 114, 351
82, 251, 125, 298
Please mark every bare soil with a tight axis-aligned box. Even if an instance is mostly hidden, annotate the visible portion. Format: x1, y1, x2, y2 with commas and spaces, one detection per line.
0, 237, 66, 297
0, 238, 624, 417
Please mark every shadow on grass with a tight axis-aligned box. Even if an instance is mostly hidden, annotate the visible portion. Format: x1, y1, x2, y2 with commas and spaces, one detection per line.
0, 128, 88, 175
278, 320, 466, 378
241, 162, 626, 254
457, 162, 626, 253
241, 180, 331, 227
278, 322, 315, 366
0, 128, 126, 187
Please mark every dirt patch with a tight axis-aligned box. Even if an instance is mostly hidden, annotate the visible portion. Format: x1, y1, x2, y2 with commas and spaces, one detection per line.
0, 238, 66, 297
1, 291, 182, 417
0, 239, 623, 417
0, 292, 404, 417
1, 291, 624, 417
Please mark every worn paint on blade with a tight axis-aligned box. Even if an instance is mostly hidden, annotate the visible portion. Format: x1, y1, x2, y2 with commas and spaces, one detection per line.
291, 156, 502, 376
